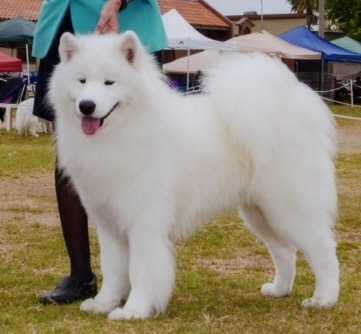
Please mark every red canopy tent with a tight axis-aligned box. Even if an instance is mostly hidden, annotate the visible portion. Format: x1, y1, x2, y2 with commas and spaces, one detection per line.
0, 51, 22, 72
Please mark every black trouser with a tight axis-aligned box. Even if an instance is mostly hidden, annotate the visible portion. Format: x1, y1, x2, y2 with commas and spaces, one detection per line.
33, 10, 93, 281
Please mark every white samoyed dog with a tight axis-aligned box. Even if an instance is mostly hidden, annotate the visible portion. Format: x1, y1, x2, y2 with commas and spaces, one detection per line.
15, 98, 48, 137
49, 32, 339, 320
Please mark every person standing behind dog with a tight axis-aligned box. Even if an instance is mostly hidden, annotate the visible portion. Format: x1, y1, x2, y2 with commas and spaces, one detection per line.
32, 0, 167, 305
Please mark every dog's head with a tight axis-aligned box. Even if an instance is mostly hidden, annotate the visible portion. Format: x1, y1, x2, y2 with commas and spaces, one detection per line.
49, 32, 152, 136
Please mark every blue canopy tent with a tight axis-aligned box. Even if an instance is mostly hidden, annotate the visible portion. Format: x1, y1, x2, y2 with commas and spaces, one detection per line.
279, 26, 361, 64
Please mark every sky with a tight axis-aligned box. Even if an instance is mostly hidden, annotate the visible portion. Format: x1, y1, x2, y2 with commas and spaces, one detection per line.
205, 0, 294, 16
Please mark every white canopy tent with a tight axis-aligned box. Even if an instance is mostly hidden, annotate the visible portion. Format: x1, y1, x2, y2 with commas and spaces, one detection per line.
232, 31, 321, 60
162, 9, 239, 51
162, 9, 240, 88
163, 31, 321, 75
163, 49, 223, 75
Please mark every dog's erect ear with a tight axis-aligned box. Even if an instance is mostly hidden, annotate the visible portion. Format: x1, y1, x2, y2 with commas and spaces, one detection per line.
120, 32, 140, 65
59, 33, 79, 63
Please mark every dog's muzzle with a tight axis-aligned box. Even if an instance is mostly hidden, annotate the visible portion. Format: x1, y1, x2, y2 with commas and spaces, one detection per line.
81, 102, 119, 136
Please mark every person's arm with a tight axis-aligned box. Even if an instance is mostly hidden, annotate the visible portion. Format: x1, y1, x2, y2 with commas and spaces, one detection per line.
97, 0, 128, 34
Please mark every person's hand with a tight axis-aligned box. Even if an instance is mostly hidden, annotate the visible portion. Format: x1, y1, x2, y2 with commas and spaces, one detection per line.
97, 0, 123, 34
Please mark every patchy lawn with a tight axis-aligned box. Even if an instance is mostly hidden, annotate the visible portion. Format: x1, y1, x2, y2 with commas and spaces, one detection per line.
0, 107, 361, 333
0, 131, 54, 179
332, 105, 361, 119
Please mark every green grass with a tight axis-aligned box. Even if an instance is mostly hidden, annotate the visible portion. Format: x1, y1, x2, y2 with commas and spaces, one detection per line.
0, 130, 54, 179
330, 105, 361, 118
1, 118, 361, 333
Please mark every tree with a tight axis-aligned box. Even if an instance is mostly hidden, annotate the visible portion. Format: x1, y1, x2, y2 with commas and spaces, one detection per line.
288, 0, 318, 30
326, 0, 361, 41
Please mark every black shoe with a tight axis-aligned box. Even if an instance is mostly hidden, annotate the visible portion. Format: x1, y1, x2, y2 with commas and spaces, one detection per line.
39, 274, 97, 305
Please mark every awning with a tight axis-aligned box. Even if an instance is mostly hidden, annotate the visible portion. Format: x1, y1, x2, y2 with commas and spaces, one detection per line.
331, 36, 361, 55
280, 26, 361, 63
0, 16, 35, 46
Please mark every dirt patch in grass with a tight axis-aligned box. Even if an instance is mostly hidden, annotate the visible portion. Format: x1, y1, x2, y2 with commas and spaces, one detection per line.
336, 115, 361, 153
0, 173, 58, 225
338, 126, 361, 153
198, 252, 272, 276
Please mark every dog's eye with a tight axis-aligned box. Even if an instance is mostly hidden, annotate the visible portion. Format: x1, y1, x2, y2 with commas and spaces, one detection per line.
79, 79, 86, 84
104, 80, 115, 86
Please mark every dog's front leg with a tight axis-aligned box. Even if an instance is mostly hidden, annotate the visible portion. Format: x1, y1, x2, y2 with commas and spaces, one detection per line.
108, 223, 175, 320
81, 223, 130, 314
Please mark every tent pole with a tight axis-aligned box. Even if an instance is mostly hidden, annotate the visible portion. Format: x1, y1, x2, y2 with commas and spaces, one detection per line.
320, 57, 325, 92
25, 43, 30, 89
186, 48, 190, 91
350, 79, 354, 108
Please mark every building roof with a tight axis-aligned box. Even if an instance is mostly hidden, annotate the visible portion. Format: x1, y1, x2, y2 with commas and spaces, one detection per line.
159, 0, 231, 29
0, 0, 41, 21
228, 13, 306, 22
205, 0, 294, 16
0, 0, 231, 30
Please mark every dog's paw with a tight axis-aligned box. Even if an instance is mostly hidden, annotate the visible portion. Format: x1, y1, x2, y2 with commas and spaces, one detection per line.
108, 307, 152, 321
80, 298, 117, 314
302, 297, 336, 309
261, 283, 290, 297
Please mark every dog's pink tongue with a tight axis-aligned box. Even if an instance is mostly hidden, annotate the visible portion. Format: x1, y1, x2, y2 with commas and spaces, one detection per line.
81, 117, 101, 135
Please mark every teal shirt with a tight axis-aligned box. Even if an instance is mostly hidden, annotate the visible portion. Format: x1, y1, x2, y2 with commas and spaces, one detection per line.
32, 0, 167, 58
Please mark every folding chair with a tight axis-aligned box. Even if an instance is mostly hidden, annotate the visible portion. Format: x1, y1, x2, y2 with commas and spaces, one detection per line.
0, 77, 27, 131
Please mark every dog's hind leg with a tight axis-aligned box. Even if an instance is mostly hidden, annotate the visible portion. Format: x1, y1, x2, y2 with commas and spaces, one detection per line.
296, 224, 339, 309
108, 223, 175, 320
240, 205, 297, 298
258, 202, 339, 308
81, 223, 130, 314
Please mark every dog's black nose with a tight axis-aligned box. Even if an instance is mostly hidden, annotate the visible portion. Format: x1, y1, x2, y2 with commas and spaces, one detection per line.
79, 100, 96, 115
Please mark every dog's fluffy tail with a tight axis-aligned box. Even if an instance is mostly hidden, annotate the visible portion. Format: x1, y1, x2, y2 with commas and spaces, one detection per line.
204, 53, 336, 162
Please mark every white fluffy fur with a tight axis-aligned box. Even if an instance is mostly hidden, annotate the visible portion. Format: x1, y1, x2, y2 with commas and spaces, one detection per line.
49, 32, 339, 320
15, 98, 48, 137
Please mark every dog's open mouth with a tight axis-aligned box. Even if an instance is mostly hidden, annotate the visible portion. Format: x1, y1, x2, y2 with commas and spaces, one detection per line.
81, 102, 119, 136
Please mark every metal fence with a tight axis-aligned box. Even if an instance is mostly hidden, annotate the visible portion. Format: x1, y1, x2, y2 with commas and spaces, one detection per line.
295, 72, 361, 107
184, 72, 361, 106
